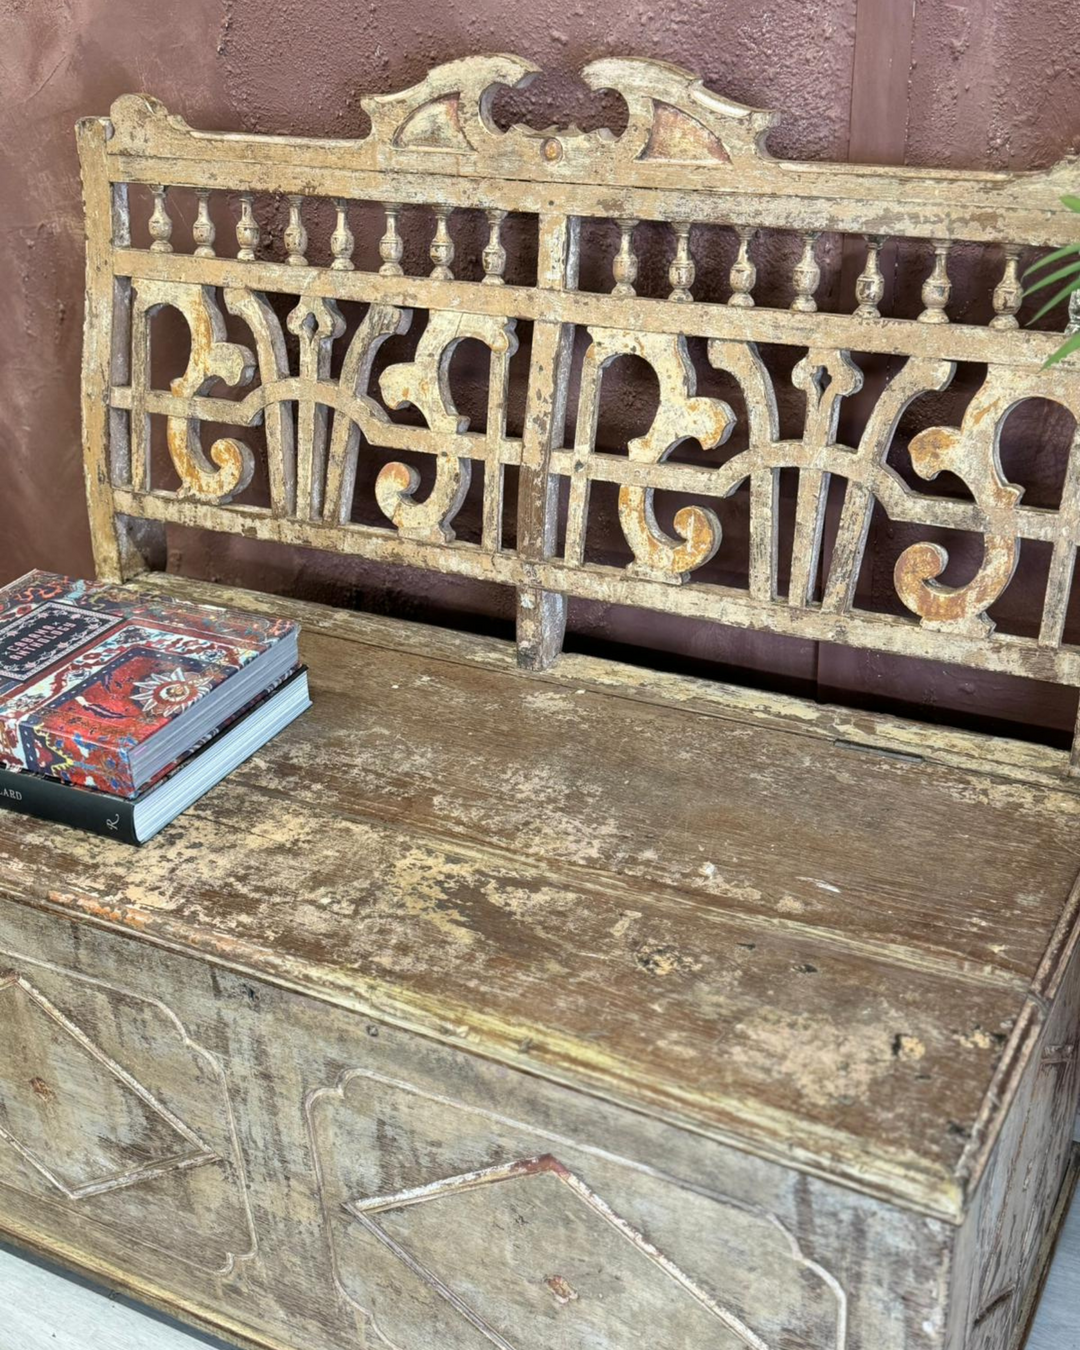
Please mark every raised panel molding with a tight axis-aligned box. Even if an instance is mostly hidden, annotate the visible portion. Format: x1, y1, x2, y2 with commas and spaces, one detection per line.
0, 949, 256, 1278
0, 972, 217, 1200
307, 1067, 847, 1350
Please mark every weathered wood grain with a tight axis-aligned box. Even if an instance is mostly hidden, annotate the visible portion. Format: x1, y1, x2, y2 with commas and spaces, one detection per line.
0, 899, 1020, 1350
142, 573, 1080, 793
0, 593, 1077, 1217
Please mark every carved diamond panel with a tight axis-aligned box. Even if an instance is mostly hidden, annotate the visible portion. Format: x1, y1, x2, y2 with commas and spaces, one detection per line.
0, 951, 256, 1278
308, 1068, 846, 1350
0, 974, 215, 1200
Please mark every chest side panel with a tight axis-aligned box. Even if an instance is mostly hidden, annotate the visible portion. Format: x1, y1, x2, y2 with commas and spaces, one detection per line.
946, 937, 1080, 1350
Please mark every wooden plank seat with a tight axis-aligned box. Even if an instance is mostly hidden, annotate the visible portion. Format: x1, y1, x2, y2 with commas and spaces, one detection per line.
4, 53, 1080, 1350
3, 572, 1079, 1212
3, 574, 1080, 1349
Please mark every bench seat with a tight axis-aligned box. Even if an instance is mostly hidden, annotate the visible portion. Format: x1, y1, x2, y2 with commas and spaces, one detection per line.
2, 577, 1078, 1350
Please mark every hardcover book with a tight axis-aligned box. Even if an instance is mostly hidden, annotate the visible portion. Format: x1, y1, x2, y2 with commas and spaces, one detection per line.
0, 571, 298, 797
0, 667, 310, 844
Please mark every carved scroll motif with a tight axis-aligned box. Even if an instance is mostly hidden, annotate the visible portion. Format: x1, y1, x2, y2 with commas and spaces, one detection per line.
323, 304, 412, 524
377, 309, 518, 543
568, 330, 734, 582
223, 287, 295, 515
131, 280, 256, 502
704, 340, 781, 601
788, 349, 863, 606
820, 356, 956, 614
564, 342, 964, 610
123, 271, 1074, 646
894, 375, 1027, 632
87, 59, 1080, 728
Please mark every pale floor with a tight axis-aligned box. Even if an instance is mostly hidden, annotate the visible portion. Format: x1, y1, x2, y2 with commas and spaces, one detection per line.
0, 1190, 1077, 1350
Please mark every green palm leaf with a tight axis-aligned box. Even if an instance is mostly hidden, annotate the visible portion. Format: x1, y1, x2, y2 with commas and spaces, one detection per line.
1023, 242, 1080, 278
1044, 329, 1080, 368
1023, 258, 1080, 300
1030, 279, 1080, 325
1030, 196, 1080, 364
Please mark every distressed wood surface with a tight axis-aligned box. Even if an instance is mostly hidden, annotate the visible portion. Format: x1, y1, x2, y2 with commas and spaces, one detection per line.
0, 900, 1032, 1350
1, 581, 1079, 1223
4, 1158, 1077, 1350
77, 56, 1080, 760
1026, 1148, 1080, 1350
143, 574, 1080, 792
0, 810, 1076, 1350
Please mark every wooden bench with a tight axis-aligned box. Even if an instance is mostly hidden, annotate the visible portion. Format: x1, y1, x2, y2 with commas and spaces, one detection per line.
2, 53, 1080, 1350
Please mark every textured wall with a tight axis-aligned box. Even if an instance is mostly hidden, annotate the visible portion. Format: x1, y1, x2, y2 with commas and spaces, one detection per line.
2, 0, 1079, 741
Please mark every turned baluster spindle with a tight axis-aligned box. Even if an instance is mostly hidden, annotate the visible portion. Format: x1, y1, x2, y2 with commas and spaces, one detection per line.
379, 203, 404, 277
727, 227, 757, 308
612, 217, 639, 298
330, 199, 355, 272
236, 193, 259, 262
790, 232, 821, 313
148, 185, 173, 253
429, 206, 455, 281
192, 190, 216, 258
990, 245, 1022, 329
854, 235, 886, 319
284, 195, 308, 267
481, 209, 507, 285
1067, 288, 1080, 337
919, 239, 952, 323
668, 221, 695, 302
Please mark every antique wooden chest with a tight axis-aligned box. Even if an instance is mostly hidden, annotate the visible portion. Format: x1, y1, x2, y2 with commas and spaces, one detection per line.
3, 53, 1080, 1350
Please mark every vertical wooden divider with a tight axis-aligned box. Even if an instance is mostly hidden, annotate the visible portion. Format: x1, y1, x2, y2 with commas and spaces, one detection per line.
515, 212, 580, 670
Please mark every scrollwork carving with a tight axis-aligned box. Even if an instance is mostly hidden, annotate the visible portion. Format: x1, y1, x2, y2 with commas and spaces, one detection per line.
820, 356, 956, 614
356, 54, 778, 176
894, 375, 1026, 632
288, 295, 346, 520
788, 349, 863, 606
323, 303, 412, 524
89, 57, 1080, 740
377, 310, 518, 543
572, 329, 734, 583
223, 286, 295, 515
131, 280, 256, 502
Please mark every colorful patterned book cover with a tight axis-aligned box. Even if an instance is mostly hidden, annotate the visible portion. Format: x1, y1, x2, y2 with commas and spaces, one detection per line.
0, 571, 297, 797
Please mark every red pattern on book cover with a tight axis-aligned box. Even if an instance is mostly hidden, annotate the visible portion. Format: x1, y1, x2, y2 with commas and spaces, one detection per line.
0, 572, 296, 796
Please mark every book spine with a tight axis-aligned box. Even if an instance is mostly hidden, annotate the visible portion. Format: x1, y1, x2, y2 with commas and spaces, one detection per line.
0, 768, 138, 845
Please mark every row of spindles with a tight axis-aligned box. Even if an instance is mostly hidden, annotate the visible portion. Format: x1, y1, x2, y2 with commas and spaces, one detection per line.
143, 185, 1080, 330
606, 222, 1050, 328
147, 186, 510, 285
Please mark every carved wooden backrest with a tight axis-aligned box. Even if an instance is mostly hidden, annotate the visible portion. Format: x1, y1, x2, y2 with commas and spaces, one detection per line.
78, 55, 1080, 763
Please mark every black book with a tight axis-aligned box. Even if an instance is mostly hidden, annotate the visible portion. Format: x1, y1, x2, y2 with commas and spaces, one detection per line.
0, 667, 309, 845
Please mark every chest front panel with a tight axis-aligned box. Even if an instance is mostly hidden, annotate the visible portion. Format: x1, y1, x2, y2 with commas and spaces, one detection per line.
0, 897, 963, 1350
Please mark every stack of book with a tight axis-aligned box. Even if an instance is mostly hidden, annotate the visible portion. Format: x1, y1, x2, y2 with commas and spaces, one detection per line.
0, 571, 309, 845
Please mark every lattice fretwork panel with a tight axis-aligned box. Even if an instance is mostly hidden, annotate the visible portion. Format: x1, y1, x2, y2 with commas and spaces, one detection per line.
77, 54, 1080, 762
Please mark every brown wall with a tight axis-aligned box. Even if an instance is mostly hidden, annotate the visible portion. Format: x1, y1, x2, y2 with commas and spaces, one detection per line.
2, 0, 1079, 742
